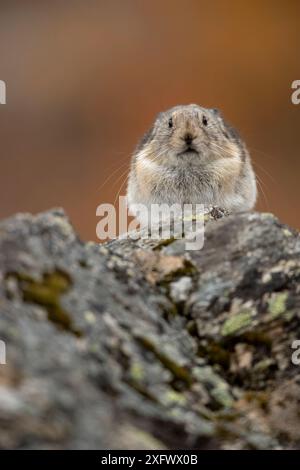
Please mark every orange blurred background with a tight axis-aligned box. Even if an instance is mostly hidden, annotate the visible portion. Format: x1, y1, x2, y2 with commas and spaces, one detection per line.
0, 0, 299, 241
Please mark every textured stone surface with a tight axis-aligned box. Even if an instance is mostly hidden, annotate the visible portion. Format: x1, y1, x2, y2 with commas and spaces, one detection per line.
0, 208, 299, 449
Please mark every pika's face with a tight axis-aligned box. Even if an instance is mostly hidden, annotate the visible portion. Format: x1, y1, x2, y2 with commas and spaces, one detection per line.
138, 104, 244, 165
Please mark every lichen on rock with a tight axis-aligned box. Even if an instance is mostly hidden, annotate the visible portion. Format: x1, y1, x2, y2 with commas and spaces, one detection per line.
0, 208, 300, 449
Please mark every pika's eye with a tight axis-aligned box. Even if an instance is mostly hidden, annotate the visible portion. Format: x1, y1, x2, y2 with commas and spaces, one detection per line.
168, 117, 173, 128
202, 115, 208, 126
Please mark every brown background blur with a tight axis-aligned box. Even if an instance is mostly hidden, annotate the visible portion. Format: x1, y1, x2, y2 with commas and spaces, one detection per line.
0, 0, 299, 241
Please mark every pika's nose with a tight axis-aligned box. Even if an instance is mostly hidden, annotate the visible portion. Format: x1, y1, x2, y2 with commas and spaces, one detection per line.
182, 133, 194, 146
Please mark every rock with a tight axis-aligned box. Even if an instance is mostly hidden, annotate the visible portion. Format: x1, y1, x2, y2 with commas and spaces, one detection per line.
170, 277, 193, 304
0, 207, 299, 449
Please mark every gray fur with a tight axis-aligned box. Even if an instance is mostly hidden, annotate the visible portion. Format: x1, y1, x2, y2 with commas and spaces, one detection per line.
127, 104, 257, 220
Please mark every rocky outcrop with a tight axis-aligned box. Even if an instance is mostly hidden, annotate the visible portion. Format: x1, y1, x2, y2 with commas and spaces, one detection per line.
0, 208, 299, 449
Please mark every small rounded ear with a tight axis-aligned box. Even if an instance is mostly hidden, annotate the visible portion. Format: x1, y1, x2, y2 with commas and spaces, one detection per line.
134, 124, 155, 154
211, 108, 221, 116
156, 111, 165, 120
225, 123, 241, 142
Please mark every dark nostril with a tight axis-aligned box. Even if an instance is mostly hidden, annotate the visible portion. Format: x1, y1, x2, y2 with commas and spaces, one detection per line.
184, 133, 193, 145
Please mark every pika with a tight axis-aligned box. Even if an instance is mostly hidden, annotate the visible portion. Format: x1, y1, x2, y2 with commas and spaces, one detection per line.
127, 104, 257, 220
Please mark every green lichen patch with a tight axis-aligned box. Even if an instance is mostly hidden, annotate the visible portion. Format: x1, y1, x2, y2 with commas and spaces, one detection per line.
193, 366, 234, 409
283, 310, 295, 321
8, 270, 81, 336
267, 292, 288, 319
211, 387, 234, 409
129, 362, 145, 382
253, 358, 275, 372
153, 237, 175, 251
126, 379, 158, 403
136, 336, 193, 387
162, 389, 187, 406
221, 311, 252, 336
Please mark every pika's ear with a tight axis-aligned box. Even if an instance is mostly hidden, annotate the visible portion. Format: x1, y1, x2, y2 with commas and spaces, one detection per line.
211, 108, 221, 116
135, 125, 155, 153
224, 122, 241, 142
156, 111, 165, 121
